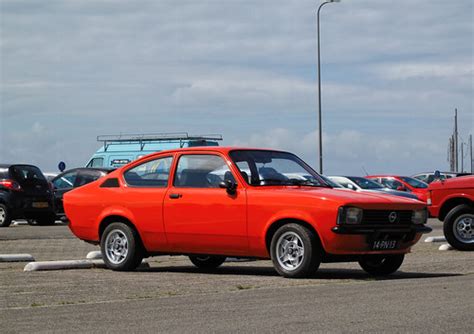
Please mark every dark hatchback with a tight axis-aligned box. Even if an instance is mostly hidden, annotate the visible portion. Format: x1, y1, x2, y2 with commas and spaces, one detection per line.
51, 167, 114, 219
0, 164, 56, 227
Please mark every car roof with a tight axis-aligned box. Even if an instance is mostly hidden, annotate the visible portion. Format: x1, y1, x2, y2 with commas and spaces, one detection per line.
138, 146, 290, 157
367, 175, 404, 178
0, 163, 41, 169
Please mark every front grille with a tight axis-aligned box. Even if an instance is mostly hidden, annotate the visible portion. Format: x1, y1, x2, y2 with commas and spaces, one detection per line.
362, 210, 412, 225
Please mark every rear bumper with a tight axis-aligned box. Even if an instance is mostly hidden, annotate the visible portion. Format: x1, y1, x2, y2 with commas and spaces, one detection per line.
332, 224, 432, 235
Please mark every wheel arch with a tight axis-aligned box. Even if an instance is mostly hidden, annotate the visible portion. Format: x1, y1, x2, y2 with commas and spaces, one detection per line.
439, 197, 473, 221
98, 215, 146, 253
265, 218, 325, 254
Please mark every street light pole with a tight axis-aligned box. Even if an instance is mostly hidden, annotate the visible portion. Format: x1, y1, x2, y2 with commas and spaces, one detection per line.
317, 0, 339, 174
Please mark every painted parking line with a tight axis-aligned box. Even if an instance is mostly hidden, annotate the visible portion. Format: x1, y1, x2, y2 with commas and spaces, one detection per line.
0, 254, 35, 262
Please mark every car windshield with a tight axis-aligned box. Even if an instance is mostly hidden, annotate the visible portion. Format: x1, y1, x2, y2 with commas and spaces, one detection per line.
320, 175, 343, 188
400, 176, 428, 189
229, 150, 327, 187
348, 177, 384, 189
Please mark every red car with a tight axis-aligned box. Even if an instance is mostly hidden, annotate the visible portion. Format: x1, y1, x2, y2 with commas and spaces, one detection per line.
427, 176, 474, 251
367, 175, 429, 202
64, 148, 430, 278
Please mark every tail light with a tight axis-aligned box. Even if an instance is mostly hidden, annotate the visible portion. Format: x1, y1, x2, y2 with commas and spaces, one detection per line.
426, 190, 432, 206
0, 179, 22, 191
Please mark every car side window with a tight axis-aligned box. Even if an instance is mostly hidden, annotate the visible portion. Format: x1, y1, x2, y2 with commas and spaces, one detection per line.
87, 158, 104, 168
53, 171, 78, 189
174, 155, 235, 188
124, 156, 173, 187
380, 178, 403, 190
74, 170, 104, 188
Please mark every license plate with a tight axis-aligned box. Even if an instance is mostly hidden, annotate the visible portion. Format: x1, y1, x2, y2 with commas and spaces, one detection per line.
371, 240, 398, 250
32, 202, 49, 208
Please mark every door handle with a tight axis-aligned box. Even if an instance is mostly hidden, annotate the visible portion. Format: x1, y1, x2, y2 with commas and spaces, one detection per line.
169, 193, 182, 199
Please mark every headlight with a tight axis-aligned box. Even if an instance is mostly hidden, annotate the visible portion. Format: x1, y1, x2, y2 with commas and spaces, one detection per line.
412, 209, 428, 225
338, 207, 363, 225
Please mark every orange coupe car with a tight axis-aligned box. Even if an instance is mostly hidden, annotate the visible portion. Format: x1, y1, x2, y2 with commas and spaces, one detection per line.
64, 147, 431, 278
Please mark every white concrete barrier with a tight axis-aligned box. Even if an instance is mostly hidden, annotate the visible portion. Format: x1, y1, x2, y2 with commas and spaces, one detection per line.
424, 236, 446, 243
0, 254, 35, 262
439, 243, 454, 251
24, 259, 150, 271
24, 260, 93, 271
86, 251, 102, 260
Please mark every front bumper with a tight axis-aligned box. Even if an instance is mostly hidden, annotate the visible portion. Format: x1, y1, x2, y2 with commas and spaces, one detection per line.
332, 224, 432, 235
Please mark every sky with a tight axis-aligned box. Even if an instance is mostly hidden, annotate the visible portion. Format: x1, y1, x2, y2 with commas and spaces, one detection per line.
0, 0, 473, 175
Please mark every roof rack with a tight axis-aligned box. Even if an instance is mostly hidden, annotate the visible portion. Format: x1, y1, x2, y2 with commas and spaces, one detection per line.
97, 132, 223, 151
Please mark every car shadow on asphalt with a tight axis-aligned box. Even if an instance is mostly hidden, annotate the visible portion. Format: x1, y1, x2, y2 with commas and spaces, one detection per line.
138, 265, 462, 281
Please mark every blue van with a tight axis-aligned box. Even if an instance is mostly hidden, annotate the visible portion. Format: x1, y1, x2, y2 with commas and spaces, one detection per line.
85, 133, 222, 168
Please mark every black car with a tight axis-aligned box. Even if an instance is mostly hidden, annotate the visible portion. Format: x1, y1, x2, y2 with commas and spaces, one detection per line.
51, 167, 114, 218
0, 164, 56, 227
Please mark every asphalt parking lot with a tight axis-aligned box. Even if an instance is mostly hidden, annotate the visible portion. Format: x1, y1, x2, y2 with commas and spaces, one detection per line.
1, 219, 473, 333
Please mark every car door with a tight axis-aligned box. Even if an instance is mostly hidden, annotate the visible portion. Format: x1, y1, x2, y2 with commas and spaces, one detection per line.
52, 170, 79, 214
163, 153, 248, 256
122, 155, 174, 250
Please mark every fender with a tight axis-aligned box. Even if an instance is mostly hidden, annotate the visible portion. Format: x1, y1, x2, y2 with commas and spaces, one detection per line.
95, 205, 137, 237
262, 209, 328, 251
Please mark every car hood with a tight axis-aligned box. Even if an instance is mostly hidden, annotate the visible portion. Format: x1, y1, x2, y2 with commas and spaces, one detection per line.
365, 188, 420, 200
258, 186, 425, 209
429, 175, 474, 190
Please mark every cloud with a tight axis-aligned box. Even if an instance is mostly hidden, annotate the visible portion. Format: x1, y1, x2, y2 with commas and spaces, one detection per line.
0, 0, 472, 172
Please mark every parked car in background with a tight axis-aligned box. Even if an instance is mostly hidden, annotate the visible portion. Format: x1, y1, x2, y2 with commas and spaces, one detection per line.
412, 171, 472, 184
367, 175, 429, 202
328, 176, 420, 201
43, 172, 58, 182
427, 176, 474, 251
64, 147, 430, 278
0, 164, 55, 227
51, 167, 114, 219
86, 132, 223, 168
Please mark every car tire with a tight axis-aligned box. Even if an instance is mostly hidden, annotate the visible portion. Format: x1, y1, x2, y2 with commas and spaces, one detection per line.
443, 204, 474, 251
101, 222, 144, 271
270, 223, 321, 278
0, 204, 12, 227
358, 254, 405, 276
189, 255, 226, 269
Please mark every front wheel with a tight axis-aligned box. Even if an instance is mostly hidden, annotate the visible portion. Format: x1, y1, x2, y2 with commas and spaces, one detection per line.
270, 223, 321, 278
100, 222, 144, 271
189, 255, 226, 269
358, 254, 405, 276
0, 204, 12, 227
443, 204, 474, 251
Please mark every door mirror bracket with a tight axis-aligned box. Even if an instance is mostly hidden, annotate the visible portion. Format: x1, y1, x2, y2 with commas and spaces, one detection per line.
219, 180, 237, 195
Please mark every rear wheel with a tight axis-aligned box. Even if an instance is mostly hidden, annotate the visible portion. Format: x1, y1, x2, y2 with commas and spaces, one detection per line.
358, 254, 405, 276
189, 255, 226, 269
270, 223, 321, 278
101, 222, 144, 271
443, 205, 474, 251
0, 204, 12, 227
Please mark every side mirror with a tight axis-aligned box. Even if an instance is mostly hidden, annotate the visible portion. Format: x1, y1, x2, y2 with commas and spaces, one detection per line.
347, 184, 357, 191
396, 185, 406, 191
219, 180, 237, 195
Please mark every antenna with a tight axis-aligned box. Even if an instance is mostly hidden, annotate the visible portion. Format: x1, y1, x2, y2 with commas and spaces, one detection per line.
361, 166, 369, 176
